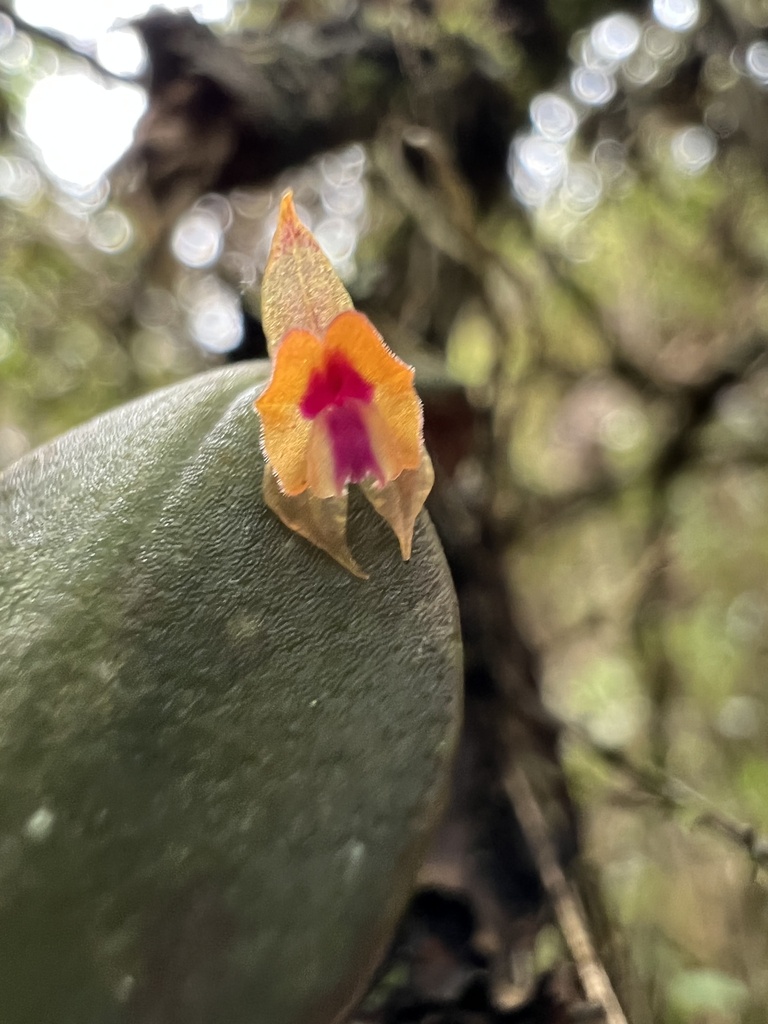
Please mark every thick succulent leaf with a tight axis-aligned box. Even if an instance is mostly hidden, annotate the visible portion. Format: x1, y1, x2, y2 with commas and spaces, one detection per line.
261, 193, 353, 354
0, 362, 461, 1024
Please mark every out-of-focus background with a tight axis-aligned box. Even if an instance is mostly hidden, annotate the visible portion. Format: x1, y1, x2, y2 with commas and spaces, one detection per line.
2, 0, 768, 1020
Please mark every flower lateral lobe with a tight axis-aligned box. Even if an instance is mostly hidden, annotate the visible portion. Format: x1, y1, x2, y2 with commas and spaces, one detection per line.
323, 311, 422, 480
253, 328, 324, 497
254, 191, 432, 575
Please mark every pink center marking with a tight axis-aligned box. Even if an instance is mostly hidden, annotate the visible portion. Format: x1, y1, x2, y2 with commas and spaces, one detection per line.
300, 350, 373, 418
300, 351, 382, 490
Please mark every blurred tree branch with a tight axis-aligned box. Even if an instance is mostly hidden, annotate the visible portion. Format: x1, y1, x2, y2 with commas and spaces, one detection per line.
114, 9, 519, 239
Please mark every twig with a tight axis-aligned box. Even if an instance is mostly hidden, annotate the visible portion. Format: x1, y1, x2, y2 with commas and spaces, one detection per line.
504, 764, 630, 1024
0, 3, 142, 84
573, 729, 768, 870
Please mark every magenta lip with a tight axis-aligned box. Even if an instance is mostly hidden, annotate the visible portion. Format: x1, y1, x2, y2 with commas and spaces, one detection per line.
323, 402, 384, 491
300, 351, 374, 419
299, 350, 383, 489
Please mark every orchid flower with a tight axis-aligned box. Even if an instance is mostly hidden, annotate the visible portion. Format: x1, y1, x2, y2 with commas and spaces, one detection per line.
254, 193, 433, 578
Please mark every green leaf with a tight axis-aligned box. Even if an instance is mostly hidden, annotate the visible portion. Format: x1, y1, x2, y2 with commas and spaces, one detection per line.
0, 361, 462, 1024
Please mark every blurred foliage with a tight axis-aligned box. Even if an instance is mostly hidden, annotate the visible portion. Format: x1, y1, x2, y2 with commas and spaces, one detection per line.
4, 0, 768, 1021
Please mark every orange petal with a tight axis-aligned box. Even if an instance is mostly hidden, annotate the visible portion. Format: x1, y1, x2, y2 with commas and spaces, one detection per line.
262, 467, 367, 579
254, 328, 324, 496
361, 448, 434, 560
323, 311, 423, 479
261, 192, 353, 355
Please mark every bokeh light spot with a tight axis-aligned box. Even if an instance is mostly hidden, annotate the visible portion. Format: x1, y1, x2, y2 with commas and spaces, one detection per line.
591, 14, 641, 63
0, 156, 42, 206
562, 162, 603, 214
570, 66, 617, 106
88, 208, 134, 253
652, 0, 699, 32
320, 144, 366, 188
746, 40, 768, 85
705, 99, 739, 138
0, 31, 32, 72
592, 139, 627, 182
518, 136, 568, 184
314, 217, 358, 266
670, 125, 716, 174
644, 23, 685, 59
623, 50, 659, 86
320, 179, 366, 219
171, 209, 224, 268
185, 277, 244, 354
510, 135, 568, 207
530, 93, 578, 142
